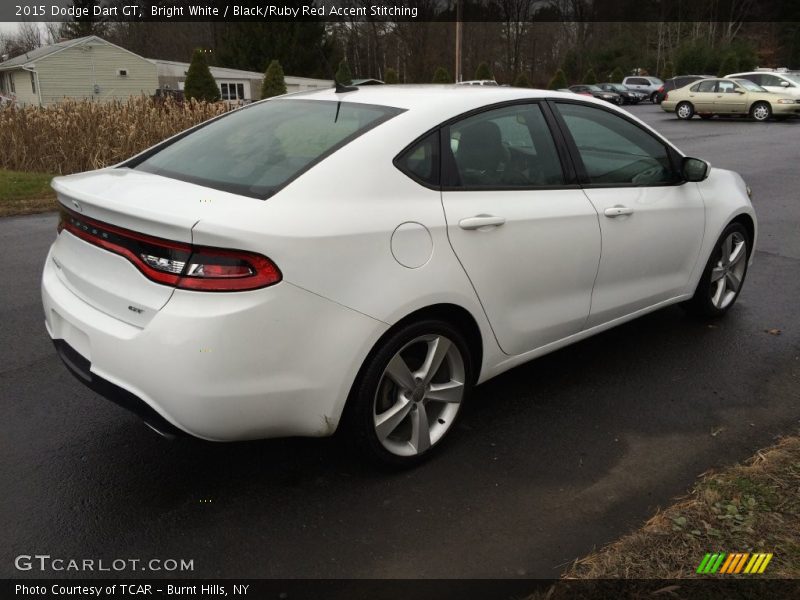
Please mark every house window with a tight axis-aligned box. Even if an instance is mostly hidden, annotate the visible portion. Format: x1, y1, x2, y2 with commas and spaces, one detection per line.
30, 71, 36, 94
220, 82, 245, 101
118, 69, 128, 77
9, 73, 16, 93
0, 74, 6, 94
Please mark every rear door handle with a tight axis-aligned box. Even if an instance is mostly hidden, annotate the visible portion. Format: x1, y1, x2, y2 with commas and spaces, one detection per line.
458, 215, 506, 230
604, 206, 634, 218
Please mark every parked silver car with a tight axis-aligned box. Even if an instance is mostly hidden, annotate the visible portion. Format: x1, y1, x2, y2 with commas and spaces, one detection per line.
623, 76, 664, 103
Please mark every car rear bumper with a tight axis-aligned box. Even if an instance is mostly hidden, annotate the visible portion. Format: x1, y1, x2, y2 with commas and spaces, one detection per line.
42, 246, 388, 441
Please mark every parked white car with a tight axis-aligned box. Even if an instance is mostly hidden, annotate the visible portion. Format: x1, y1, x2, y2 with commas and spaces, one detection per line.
622, 75, 664, 102
725, 70, 800, 99
42, 86, 756, 466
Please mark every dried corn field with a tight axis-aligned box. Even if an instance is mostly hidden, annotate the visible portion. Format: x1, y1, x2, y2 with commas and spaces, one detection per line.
0, 96, 231, 175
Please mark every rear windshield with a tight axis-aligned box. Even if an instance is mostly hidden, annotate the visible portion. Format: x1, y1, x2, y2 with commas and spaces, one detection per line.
131, 99, 403, 199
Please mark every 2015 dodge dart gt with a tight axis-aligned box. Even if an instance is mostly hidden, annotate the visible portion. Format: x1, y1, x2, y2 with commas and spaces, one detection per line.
42, 86, 756, 467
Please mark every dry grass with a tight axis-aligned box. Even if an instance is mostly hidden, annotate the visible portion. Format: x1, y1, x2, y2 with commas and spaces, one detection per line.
526, 436, 800, 599
0, 169, 57, 217
562, 435, 800, 580
0, 96, 229, 175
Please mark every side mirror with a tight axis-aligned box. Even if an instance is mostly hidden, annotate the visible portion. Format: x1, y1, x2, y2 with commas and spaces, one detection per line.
735, 89, 746, 94
780, 81, 790, 87
682, 157, 710, 182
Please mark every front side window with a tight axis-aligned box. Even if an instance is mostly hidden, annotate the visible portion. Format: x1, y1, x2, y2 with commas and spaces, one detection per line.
446, 103, 565, 188
717, 80, 740, 94
133, 99, 402, 198
555, 102, 678, 186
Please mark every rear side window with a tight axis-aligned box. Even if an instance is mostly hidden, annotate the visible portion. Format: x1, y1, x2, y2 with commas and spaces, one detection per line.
395, 131, 440, 188
694, 80, 717, 92
133, 99, 403, 199
739, 74, 762, 85
445, 103, 565, 188
555, 102, 678, 186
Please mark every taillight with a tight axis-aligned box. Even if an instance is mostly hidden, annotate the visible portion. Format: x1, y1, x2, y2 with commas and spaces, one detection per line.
58, 207, 281, 292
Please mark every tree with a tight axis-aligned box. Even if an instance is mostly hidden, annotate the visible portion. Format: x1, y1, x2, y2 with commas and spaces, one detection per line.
59, 1, 108, 39
184, 49, 220, 102
261, 59, 287, 99
384, 67, 399, 84
718, 53, 739, 77
335, 59, 353, 85
513, 72, 531, 88
583, 68, 597, 84
661, 60, 675, 80
475, 61, 493, 80
608, 66, 625, 83
561, 50, 580, 83
432, 66, 451, 83
548, 69, 568, 90
216, 22, 335, 78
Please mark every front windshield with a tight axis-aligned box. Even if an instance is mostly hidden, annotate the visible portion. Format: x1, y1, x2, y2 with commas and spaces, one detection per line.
735, 79, 767, 92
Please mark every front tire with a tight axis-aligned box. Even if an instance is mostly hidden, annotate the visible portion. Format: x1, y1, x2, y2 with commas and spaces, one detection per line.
345, 319, 473, 468
676, 102, 694, 120
750, 102, 771, 122
683, 223, 750, 317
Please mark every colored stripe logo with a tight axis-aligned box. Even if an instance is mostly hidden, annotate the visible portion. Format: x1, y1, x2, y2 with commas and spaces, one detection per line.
697, 552, 773, 574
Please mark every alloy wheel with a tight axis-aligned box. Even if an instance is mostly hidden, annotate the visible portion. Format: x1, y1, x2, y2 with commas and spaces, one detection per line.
752, 103, 770, 121
677, 103, 693, 119
710, 232, 747, 310
373, 334, 465, 457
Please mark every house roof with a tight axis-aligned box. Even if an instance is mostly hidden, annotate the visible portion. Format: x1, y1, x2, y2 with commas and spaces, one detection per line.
0, 36, 98, 70
147, 59, 332, 86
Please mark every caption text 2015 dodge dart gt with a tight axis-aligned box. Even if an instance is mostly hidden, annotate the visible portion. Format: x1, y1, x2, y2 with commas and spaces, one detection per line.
42, 86, 756, 467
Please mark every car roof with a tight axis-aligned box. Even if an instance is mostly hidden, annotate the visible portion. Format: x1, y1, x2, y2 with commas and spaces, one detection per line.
285, 84, 584, 116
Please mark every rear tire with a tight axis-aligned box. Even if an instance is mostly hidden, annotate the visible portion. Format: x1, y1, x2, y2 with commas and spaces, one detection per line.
750, 102, 771, 122
344, 319, 473, 468
683, 222, 750, 317
650, 92, 659, 103
676, 102, 694, 120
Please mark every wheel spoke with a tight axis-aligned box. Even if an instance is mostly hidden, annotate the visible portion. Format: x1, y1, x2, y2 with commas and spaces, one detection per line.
729, 241, 746, 266
721, 236, 733, 265
385, 354, 416, 391
375, 397, 412, 440
710, 266, 726, 282
426, 380, 464, 404
410, 406, 431, 453
420, 337, 451, 385
711, 279, 726, 307
725, 270, 741, 293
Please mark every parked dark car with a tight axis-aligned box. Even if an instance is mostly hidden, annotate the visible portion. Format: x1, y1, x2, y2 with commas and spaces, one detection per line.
597, 83, 645, 104
568, 85, 623, 105
655, 76, 710, 104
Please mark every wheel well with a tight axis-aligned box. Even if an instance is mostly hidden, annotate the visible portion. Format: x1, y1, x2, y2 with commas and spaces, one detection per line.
386, 304, 484, 382
731, 214, 755, 256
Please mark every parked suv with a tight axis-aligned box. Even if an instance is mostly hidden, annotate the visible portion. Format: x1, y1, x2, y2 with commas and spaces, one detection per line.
622, 76, 664, 102
655, 76, 709, 104
725, 70, 800, 99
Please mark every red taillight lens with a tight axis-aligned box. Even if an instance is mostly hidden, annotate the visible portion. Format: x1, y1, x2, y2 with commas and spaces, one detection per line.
58, 207, 281, 292
658, 86, 664, 93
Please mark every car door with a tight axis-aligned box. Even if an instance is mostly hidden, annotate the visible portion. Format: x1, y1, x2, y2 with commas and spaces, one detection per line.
440, 102, 601, 356
715, 80, 748, 114
758, 73, 788, 94
688, 80, 718, 112
550, 101, 705, 328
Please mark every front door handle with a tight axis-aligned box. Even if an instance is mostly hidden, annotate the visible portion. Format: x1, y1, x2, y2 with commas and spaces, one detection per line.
459, 215, 506, 230
604, 206, 634, 218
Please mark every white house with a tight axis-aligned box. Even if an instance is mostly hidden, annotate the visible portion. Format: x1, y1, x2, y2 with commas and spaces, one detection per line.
0, 35, 158, 106
149, 59, 332, 103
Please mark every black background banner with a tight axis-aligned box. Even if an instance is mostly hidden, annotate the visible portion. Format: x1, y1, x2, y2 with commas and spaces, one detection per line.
2, 0, 800, 23
6, 579, 800, 600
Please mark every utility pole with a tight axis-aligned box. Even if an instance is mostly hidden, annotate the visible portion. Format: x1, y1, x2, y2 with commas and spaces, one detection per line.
454, 0, 462, 82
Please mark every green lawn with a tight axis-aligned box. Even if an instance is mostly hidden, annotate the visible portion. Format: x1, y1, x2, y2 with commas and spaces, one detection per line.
0, 169, 57, 217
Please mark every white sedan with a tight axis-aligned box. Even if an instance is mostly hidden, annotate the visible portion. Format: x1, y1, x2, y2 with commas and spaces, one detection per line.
42, 86, 756, 467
